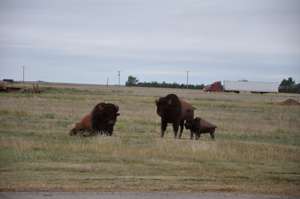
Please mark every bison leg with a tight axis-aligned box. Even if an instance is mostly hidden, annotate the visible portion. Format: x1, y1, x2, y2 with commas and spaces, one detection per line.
195, 131, 201, 140
89, 130, 97, 136
108, 128, 113, 136
172, 122, 179, 138
161, 120, 167, 138
104, 126, 114, 136
178, 120, 184, 139
190, 130, 194, 139
210, 129, 215, 140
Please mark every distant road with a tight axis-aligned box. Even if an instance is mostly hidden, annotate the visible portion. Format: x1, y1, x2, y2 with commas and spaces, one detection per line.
0, 192, 298, 199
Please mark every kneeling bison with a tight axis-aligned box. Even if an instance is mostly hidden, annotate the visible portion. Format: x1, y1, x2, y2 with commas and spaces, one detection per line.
69, 102, 120, 136
185, 117, 217, 140
156, 94, 195, 138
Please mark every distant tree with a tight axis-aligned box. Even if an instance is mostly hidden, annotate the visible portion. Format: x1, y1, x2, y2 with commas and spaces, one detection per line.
125, 76, 138, 86
279, 77, 300, 93
280, 77, 295, 88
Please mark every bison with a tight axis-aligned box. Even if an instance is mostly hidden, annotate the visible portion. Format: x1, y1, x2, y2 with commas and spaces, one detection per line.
69, 102, 120, 136
155, 94, 195, 138
184, 117, 217, 140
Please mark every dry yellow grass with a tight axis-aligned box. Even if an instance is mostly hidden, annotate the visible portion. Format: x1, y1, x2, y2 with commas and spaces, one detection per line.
0, 82, 299, 195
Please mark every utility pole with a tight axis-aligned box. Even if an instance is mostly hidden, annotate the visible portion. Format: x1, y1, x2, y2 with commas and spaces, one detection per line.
118, 71, 120, 86
22, 65, 25, 83
186, 70, 189, 89
106, 77, 109, 88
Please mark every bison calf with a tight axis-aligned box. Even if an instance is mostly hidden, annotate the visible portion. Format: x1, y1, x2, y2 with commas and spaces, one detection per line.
69, 102, 120, 136
184, 117, 217, 140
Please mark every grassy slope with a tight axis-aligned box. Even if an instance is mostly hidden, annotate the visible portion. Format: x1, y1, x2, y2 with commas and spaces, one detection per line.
0, 83, 299, 195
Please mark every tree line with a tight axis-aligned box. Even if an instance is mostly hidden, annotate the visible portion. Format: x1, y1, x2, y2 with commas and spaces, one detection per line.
125, 76, 204, 89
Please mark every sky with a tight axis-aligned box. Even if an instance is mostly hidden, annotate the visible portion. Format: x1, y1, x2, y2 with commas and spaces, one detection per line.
0, 0, 299, 85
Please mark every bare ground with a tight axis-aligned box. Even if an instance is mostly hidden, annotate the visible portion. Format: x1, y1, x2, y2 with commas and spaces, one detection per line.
0, 192, 299, 199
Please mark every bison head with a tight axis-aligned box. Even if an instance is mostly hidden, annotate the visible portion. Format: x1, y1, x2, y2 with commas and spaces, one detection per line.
91, 103, 120, 131
155, 94, 181, 121
184, 117, 201, 131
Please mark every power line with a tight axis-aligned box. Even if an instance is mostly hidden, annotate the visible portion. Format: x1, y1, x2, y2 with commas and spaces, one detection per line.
106, 77, 109, 88
22, 65, 25, 83
118, 71, 120, 86
186, 70, 189, 88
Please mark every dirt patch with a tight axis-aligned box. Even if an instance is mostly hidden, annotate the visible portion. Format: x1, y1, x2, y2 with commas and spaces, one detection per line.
278, 99, 300, 106
0, 192, 298, 199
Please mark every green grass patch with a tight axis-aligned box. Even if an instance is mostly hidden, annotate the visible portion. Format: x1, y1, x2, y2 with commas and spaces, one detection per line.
0, 84, 299, 195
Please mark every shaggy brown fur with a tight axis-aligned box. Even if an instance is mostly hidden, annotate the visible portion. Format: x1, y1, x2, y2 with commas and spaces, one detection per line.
185, 117, 217, 140
69, 103, 120, 136
156, 94, 195, 138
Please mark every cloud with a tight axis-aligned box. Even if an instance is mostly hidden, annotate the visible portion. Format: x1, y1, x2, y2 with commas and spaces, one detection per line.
0, 0, 300, 84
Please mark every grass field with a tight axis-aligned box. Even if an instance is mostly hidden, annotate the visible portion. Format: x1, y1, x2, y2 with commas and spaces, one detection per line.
0, 83, 300, 195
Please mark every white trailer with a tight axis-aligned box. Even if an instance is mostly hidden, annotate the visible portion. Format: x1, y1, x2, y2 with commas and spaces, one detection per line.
223, 80, 279, 93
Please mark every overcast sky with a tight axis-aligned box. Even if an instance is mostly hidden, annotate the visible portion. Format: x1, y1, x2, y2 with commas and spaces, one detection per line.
0, 0, 299, 85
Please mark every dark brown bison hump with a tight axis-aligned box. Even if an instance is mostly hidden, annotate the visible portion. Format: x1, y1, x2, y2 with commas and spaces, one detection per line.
163, 94, 181, 122
91, 103, 117, 131
180, 99, 194, 120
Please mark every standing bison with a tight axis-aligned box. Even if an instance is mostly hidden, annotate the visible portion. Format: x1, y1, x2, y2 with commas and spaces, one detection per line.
184, 117, 217, 140
69, 102, 120, 136
155, 94, 195, 138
